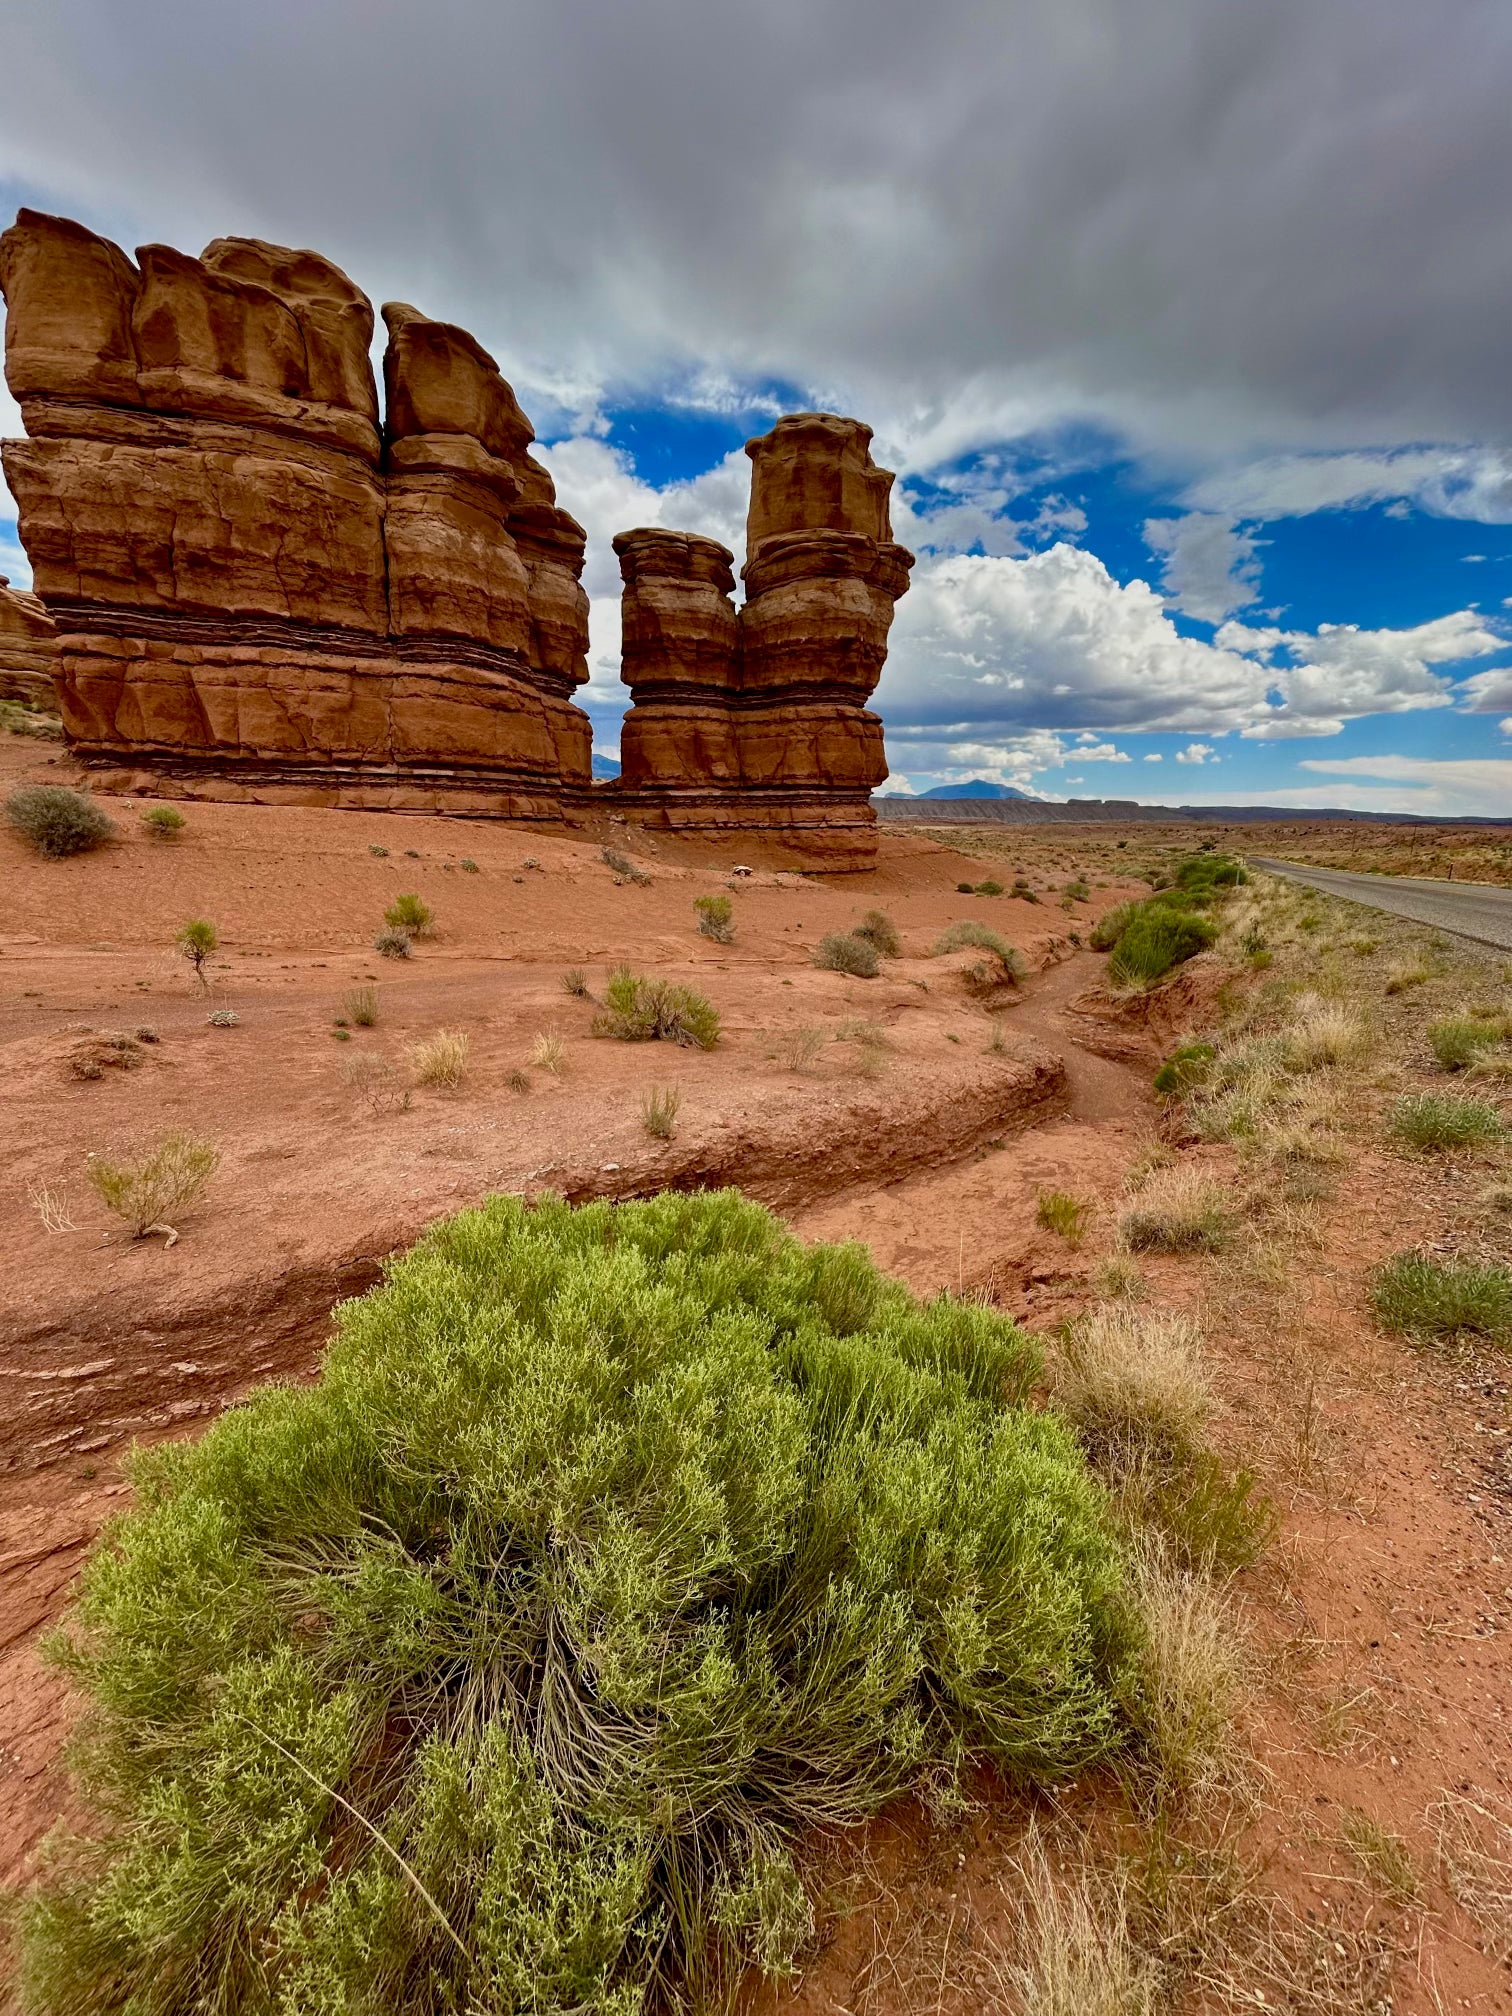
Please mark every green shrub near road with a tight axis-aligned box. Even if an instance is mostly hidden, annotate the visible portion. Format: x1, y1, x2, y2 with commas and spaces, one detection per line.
18, 1191, 1132, 2015
1107, 907, 1218, 988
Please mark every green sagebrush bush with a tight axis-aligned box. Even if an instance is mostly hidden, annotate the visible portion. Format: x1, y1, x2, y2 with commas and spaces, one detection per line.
5, 784, 115, 858
20, 1190, 1131, 2016
813, 930, 880, 978
1106, 907, 1217, 988
592, 966, 721, 1049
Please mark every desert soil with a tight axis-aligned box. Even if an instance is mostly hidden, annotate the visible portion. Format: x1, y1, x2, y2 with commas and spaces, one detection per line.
3, 731, 1511, 2013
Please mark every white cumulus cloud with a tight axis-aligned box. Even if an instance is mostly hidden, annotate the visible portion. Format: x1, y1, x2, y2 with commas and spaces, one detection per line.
1143, 513, 1263, 622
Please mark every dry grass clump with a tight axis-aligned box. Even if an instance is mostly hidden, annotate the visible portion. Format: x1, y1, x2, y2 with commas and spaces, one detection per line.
562, 967, 590, 998
86, 1133, 219, 1240
407, 1029, 470, 1088
853, 909, 902, 957
1118, 1167, 1233, 1254
1284, 995, 1369, 1068
1340, 1810, 1420, 1907
530, 1032, 566, 1075
990, 1825, 1157, 2016
1431, 1789, 1512, 1961
1122, 1540, 1247, 1795
342, 1051, 412, 1115
1384, 958, 1431, 994
374, 927, 412, 959
601, 844, 652, 885
1054, 1308, 1210, 1469
641, 1085, 681, 1139
6, 784, 115, 857
1429, 1014, 1506, 1071
1037, 1188, 1092, 1245
28, 1180, 77, 1233
836, 1018, 890, 1078
341, 987, 378, 1028
776, 1025, 825, 1073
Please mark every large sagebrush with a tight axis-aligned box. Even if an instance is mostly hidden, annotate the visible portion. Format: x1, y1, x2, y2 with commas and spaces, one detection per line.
21, 1190, 1130, 2016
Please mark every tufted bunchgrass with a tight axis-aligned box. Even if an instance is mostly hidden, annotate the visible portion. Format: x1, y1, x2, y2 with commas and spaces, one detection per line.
19, 1190, 1134, 2016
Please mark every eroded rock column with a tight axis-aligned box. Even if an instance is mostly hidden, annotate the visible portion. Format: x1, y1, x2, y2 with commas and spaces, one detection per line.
609, 412, 913, 867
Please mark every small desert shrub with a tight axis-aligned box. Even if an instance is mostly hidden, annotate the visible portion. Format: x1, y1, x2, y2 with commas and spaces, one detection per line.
1089, 902, 1138, 952
384, 892, 433, 937
853, 909, 902, 957
506, 1068, 531, 1094
1428, 1016, 1503, 1072
374, 927, 412, 959
641, 1085, 682, 1139
935, 923, 1032, 991
975, 878, 1004, 896
695, 893, 735, 943
1037, 1189, 1092, 1245
341, 987, 378, 1028
342, 1052, 412, 1115
459, 857, 478, 873
174, 917, 218, 990
562, 966, 590, 998
141, 805, 185, 841
593, 968, 721, 1049
86, 1133, 218, 1238
1388, 1092, 1504, 1152
67, 1033, 145, 1081
777, 1025, 825, 1073
530, 1032, 566, 1074
1065, 879, 1091, 901
206, 1008, 239, 1028
407, 1028, 470, 1089
956, 881, 974, 894
1107, 909, 1217, 988
1370, 1251, 1512, 1347
0, 698, 63, 739
369, 843, 389, 857
6, 785, 114, 858
17, 1191, 1129, 2016
602, 844, 651, 886
1153, 1043, 1215, 1097
814, 931, 880, 979
1119, 1166, 1232, 1253
1012, 878, 1041, 904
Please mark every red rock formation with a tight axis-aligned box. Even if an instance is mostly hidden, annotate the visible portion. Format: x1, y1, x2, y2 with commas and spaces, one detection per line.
0, 209, 590, 812
611, 414, 913, 866
0, 575, 57, 704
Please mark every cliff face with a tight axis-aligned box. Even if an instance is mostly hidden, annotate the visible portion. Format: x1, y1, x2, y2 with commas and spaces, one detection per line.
1, 211, 912, 864
0, 576, 56, 704
612, 415, 913, 865
0, 209, 591, 813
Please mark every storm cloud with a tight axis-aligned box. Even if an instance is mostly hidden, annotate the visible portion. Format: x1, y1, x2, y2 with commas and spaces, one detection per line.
2, 0, 1511, 460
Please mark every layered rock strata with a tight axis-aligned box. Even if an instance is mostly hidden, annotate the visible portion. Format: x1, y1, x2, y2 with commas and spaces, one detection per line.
612, 413, 913, 866
0, 210, 590, 811
0, 575, 57, 704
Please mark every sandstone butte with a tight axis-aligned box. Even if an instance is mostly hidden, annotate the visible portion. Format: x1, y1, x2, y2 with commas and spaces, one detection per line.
0, 209, 913, 867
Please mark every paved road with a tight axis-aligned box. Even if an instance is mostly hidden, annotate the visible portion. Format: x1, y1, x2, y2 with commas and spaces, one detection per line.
1248, 858, 1512, 953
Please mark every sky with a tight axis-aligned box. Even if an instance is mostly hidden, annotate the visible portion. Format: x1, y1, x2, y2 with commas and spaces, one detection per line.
1, 0, 1510, 816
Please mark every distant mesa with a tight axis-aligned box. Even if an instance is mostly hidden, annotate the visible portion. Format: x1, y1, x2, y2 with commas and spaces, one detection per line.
591, 752, 621, 780
0, 209, 912, 867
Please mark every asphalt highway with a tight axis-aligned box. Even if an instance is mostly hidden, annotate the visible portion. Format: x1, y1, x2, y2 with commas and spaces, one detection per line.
1248, 857, 1512, 953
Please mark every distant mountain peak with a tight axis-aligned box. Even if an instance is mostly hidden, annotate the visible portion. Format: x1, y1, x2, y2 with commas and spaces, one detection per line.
917, 779, 1030, 800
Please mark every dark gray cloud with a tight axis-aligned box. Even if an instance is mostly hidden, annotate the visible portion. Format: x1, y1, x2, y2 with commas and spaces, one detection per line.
2, 0, 1510, 458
